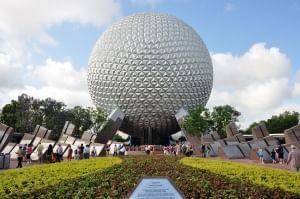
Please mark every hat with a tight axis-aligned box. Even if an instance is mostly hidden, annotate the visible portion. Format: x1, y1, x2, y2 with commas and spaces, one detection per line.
291, 145, 296, 149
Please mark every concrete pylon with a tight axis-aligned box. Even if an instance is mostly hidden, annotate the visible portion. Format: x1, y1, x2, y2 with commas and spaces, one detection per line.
94, 108, 125, 155
175, 107, 202, 156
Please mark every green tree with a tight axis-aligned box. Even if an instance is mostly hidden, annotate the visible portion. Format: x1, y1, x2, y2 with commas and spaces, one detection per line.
40, 97, 69, 139
182, 105, 241, 138
244, 111, 299, 134
0, 100, 18, 127
265, 111, 299, 133
90, 107, 107, 134
210, 105, 241, 138
244, 122, 259, 135
68, 106, 93, 137
182, 106, 212, 136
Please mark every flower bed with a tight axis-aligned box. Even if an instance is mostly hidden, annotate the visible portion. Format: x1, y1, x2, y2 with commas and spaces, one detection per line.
1, 156, 299, 198
0, 157, 122, 198
181, 157, 300, 195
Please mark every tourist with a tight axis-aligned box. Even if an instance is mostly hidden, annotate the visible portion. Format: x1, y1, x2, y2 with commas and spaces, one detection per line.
22, 144, 27, 160
16, 146, 23, 168
67, 144, 73, 161
26, 144, 33, 164
56, 144, 64, 162
150, 145, 154, 155
206, 146, 211, 158
46, 144, 53, 163
105, 144, 110, 156
79, 144, 84, 159
170, 145, 175, 156
257, 148, 264, 164
118, 144, 125, 155
182, 144, 187, 155
201, 144, 206, 158
91, 146, 97, 157
270, 148, 277, 163
37, 142, 44, 163
276, 145, 284, 164
74, 148, 80, 160
113, 144, 117, 156
175, 143, 180, 156
145, 145, 150, 155
185, 145, 191, 157
190, 145, 194, 156
163, 146, 168, 155
287, 145, 300, 172
83, 145, 90, 159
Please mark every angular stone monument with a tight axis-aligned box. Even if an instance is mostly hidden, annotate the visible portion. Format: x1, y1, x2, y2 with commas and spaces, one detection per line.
0, 123, 14, 153
94, 108, 125, 144
225, 122, 239, 137
284, 124, 300, 144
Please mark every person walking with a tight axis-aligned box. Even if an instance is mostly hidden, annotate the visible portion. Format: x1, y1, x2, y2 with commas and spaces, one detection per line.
91, 146, 97, 158
79, 144, 84, 159
113, 144, 117, 156
16, 146, 23, 168
287, 145, 300, 172
74, 148, 80, 160
201, 144, 206, 158
276, 145, 284, 164
46, 144, 53, 163
67, 144, 73, 161
26, 144, 33, 164
83, 145, 90, 159
37, 143, 44, 163
56, 144, 64, 162
270, 148, 277, 163
258, 148, 264, 164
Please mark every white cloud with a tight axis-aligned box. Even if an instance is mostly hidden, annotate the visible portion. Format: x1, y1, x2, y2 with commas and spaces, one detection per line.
207, 43, 297, 129
0, 59, 93, 108
0, 0, 121, 45
212, 43, 290, 88
0, 0, 121, 107
34, 59, 87, 90
237, 78, 290, 110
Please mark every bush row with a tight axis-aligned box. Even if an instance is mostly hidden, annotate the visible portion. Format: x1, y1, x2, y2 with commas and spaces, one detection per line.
0, 157, 122, 198
30, 156, 299, 198
181, 157, 300, 195
1, 156, 299, 198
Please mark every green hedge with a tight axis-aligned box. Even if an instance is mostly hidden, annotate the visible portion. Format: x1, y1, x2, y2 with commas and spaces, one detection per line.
181, 157, 300, 195
0, 157, 122, 198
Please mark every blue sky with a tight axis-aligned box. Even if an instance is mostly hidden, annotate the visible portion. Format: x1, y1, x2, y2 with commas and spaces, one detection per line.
42, 0, 300, 72
0, 0, 299, 128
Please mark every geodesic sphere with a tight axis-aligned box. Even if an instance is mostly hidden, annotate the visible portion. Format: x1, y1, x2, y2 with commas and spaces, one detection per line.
87, 12, 213, 132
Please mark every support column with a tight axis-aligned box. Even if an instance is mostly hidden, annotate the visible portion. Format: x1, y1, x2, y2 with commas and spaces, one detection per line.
94, 108, 125, 155
174, 107, 202, 156
147, 127, 152, 144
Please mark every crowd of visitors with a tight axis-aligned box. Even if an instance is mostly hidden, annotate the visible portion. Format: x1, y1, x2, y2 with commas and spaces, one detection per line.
14, 143, 98, 167
258, 144, 285, 164
13, 141, 300, 172
109, 144, 126, 156
143, 143, 194, 157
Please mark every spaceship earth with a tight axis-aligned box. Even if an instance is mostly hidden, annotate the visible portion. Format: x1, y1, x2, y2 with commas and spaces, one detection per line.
87, 12, 213, 137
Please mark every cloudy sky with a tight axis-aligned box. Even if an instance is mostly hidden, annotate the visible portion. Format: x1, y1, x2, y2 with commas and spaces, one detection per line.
0, 0, 299, 129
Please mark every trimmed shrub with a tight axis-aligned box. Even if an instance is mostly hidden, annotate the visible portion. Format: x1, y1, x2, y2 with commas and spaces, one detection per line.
0, 157, 122, 198
181, 157, 300, 195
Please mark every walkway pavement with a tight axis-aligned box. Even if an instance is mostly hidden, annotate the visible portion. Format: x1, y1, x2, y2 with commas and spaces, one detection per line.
0, 155, 293, 172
